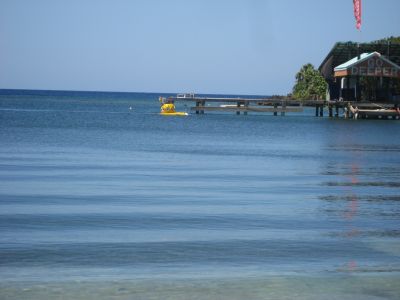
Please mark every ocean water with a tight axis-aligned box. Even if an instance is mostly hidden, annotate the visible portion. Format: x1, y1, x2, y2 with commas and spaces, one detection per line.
0, 89, 400, 299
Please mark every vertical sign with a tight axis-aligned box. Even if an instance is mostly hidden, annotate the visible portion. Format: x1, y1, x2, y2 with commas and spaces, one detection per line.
353, 0, 362, 30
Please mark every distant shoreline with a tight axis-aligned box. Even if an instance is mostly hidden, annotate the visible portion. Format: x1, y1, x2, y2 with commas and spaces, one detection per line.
0, 88, 278, 99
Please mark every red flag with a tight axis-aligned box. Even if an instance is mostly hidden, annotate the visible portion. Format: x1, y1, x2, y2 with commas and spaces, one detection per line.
353, 0, 362, 30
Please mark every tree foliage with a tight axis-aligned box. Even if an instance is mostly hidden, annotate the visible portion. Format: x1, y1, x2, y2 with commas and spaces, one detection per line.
371, 36, 400, 44
292, 64, 327, 100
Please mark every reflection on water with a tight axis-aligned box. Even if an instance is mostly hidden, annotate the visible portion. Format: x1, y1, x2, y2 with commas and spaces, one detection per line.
319, 195, 400, 202
328, 230, 400, 238
319, 146, 400, 276
325, 181, 400, 188
343, 162, 359, 272
326, 144, 400, 152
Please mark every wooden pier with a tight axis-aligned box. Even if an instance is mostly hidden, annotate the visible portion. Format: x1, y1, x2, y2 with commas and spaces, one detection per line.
167, 96, 309, 116
161, 95, 400, 119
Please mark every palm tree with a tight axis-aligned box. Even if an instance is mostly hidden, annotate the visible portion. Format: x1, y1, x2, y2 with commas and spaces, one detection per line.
293, 64, 327, 100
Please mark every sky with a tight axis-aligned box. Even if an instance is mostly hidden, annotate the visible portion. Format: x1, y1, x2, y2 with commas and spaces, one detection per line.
0, 0, 399, 95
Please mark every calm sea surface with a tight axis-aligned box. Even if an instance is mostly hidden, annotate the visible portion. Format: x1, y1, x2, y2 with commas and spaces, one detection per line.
0, 89, 399, 299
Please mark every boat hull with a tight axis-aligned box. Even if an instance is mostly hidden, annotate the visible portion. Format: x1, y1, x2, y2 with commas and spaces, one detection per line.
160, 112, 188, 116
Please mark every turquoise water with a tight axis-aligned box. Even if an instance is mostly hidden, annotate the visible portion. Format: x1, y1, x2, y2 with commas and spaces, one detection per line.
0, 90, 400, 299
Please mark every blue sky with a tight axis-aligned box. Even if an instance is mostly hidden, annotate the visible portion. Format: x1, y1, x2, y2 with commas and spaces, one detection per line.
0, 0, 399, 95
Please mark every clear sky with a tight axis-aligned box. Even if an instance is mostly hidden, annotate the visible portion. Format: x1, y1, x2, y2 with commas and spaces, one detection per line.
1, 0, 399, 95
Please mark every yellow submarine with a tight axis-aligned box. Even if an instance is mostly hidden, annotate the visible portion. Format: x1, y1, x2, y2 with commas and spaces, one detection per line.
159, 97, 188, 116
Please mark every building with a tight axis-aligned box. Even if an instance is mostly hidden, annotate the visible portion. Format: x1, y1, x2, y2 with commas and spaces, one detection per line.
319, 41, 400, 102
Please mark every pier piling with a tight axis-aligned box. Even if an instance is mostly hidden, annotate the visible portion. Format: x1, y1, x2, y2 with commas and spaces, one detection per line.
329, 105, 333, 117
281, 101, 286, 116
236, 102, 241, 115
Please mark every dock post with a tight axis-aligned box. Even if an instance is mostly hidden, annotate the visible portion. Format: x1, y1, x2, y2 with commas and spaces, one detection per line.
281, 101, 286, 116
344, 106, 349, 119
335, 105, 339, 117
347, 103, 352, 119
201, 101, 205, 114
274, 103, 278, 116
328, 105, 333, 117
319, 105, 324, 117
244, 102, 248, 115
315, 105, 319, 117
195, 101, 200, 114
236, 102, 241, 115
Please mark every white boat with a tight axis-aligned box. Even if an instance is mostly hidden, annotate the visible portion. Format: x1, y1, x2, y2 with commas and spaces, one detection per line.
177, 93, 195, 99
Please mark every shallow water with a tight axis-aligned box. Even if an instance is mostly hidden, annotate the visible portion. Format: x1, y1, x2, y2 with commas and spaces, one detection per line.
1, 90, 400, 299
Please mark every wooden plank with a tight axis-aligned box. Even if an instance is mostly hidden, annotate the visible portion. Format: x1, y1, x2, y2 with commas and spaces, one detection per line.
189, 106, 303, 113
170, 97, 326, 107
358, 109, 399, 116
172, 97, 281, 103
170, 95, 398, 109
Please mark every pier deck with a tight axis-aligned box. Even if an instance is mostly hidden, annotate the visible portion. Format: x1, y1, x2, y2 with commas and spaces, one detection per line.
161, 95, 399, 119
167, 96, 314, 116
